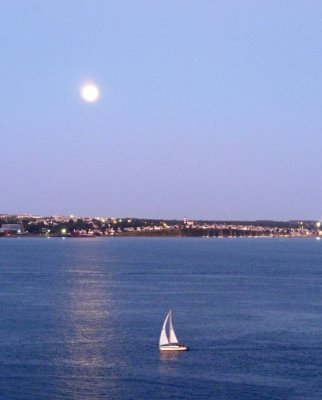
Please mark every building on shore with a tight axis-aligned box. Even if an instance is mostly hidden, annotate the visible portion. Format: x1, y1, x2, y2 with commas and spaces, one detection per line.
0, 224, 23, 235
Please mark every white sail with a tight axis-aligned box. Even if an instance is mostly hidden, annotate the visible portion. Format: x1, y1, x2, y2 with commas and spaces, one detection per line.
159, 312, 170, 346
169, 311, 179, 344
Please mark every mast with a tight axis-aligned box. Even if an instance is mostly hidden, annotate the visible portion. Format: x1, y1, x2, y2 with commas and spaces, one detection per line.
169, 310, 179, 344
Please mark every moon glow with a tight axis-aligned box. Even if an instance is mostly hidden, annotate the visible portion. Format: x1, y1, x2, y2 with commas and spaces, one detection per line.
80, 83, 100, 102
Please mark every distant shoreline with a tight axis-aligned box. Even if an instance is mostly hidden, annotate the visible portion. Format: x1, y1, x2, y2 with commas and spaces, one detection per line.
1, 216, 320, 239
0, 234, 319, 240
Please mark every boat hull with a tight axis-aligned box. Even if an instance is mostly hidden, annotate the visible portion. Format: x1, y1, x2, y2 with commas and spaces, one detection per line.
159, 345, 188, 351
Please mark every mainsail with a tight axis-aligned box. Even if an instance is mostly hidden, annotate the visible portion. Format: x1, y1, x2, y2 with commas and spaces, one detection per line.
159, 312, 170, 346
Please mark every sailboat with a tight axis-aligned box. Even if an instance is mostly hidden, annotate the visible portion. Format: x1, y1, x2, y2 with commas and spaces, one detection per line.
159, 310, 188, 351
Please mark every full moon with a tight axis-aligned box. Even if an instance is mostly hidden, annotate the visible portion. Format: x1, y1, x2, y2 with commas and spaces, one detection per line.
80, 83, 100, 102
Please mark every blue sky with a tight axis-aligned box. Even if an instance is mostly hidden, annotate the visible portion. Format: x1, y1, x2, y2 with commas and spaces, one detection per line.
1, 1, 322, 220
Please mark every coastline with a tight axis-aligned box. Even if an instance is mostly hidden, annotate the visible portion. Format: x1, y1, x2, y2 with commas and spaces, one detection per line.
0, 234, 320, 240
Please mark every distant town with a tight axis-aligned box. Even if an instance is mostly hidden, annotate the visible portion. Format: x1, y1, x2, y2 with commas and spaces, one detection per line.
0, 214, 321, 238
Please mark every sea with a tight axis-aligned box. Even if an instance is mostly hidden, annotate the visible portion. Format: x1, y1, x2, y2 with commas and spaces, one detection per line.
1, 237, 322, 400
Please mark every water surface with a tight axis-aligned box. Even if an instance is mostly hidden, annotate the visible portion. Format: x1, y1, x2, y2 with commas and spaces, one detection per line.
1, 237, 322, 399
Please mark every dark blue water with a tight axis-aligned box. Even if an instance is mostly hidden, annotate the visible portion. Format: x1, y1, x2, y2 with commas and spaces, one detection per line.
1, 237, 322, 399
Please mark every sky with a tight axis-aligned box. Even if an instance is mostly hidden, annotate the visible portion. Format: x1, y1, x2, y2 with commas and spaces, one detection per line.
1, 1, 322, 220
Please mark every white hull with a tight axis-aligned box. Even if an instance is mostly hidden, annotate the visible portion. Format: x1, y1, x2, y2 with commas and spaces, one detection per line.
159, 345, 188, 351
